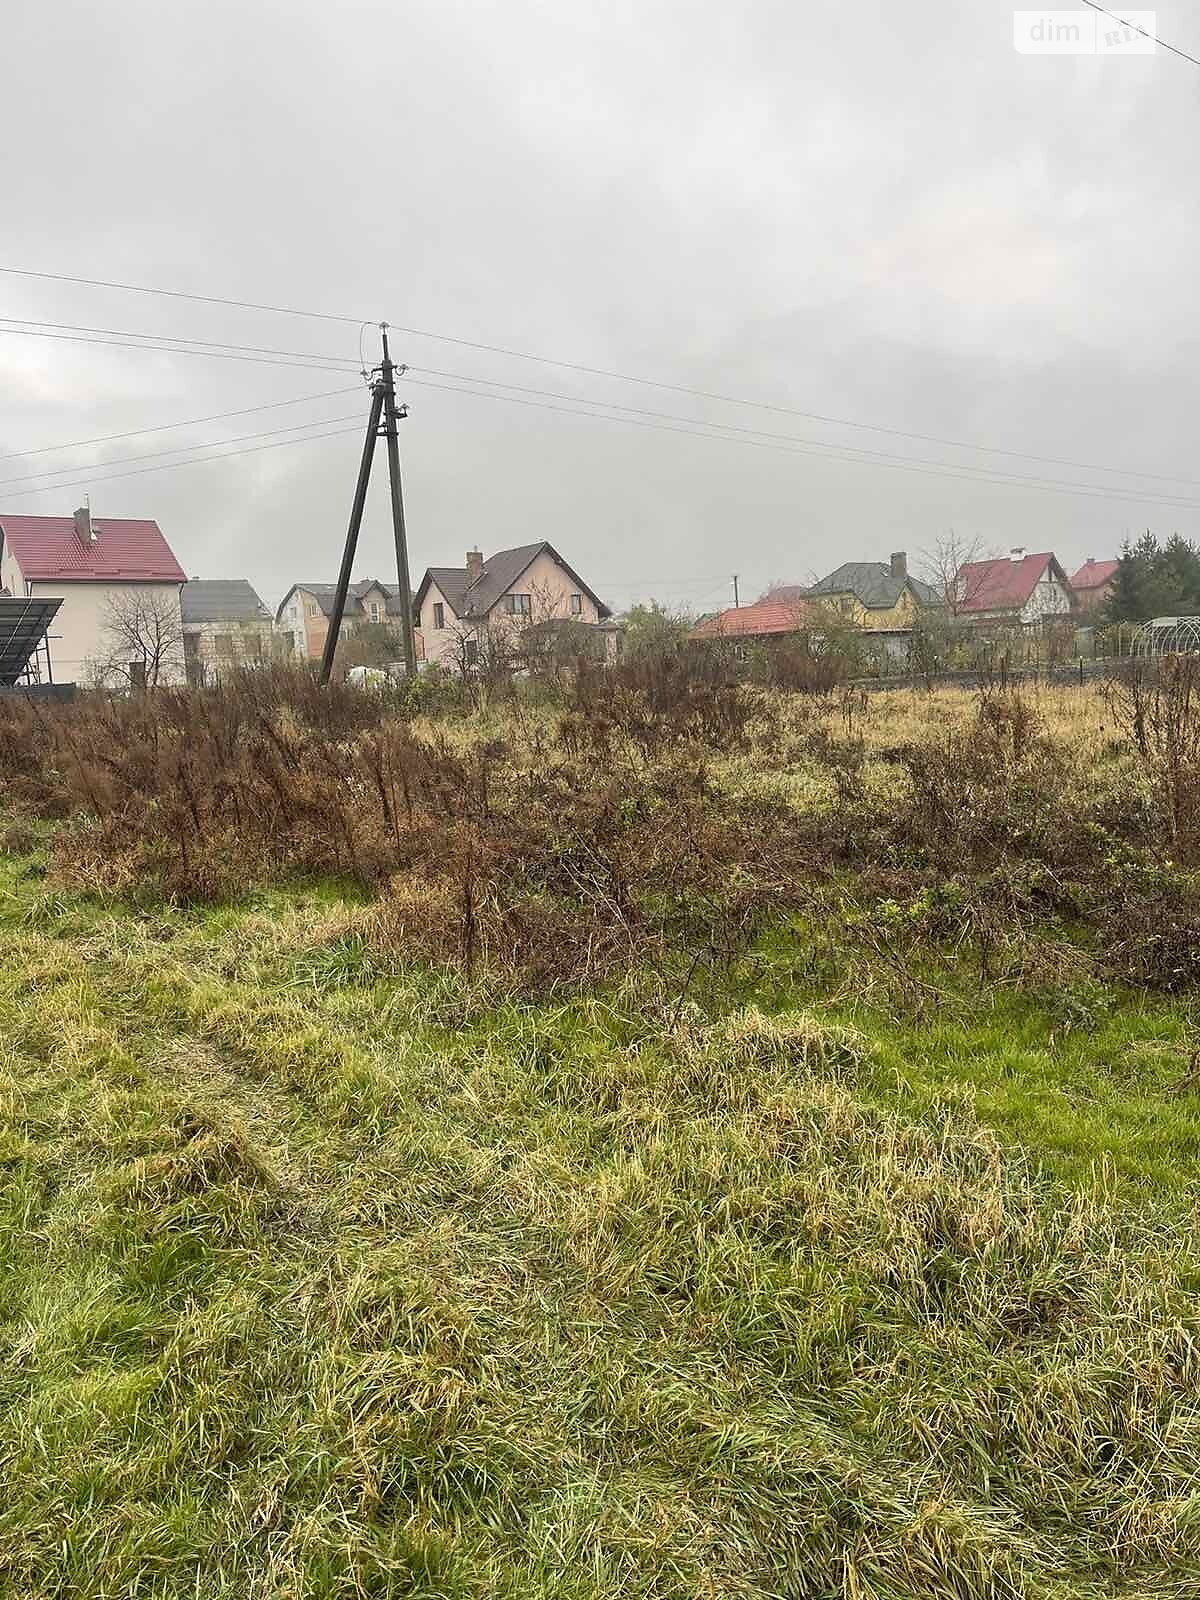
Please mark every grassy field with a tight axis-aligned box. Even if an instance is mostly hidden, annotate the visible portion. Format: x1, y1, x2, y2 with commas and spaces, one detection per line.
1, 673, 1199, 1598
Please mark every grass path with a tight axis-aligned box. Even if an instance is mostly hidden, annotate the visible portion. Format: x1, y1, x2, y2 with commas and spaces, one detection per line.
1, 847, 1199, 1598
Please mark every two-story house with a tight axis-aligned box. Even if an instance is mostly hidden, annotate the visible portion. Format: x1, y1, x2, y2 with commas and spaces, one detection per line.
954, 551, 1073, 624
274, 577, 411, 661
415, 543, 614, 668
0, 506, 186, 685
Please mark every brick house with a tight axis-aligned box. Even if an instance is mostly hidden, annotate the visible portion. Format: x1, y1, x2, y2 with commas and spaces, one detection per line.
181, 579, 275, 684
1069, 558, 1120, 614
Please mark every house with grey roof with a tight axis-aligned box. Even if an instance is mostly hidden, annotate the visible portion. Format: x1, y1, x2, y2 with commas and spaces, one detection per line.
274, 577, 408, 663
760, 552, 940, 663
181, 578, 274, 684
414, 543, 615, 669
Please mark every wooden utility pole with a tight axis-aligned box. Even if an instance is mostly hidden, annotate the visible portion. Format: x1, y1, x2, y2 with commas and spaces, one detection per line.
732, 574, 740, 608
319, 326, 419, 685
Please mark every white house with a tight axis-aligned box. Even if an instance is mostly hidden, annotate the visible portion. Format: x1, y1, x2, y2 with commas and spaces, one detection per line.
954, 551, 1074, 625
0, 507, 187, 685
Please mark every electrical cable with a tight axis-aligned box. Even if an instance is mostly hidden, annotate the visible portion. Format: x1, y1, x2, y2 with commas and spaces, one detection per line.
0, 412, 367, 489
400, 373, 1200, 512
1078, 0, 1200, 67
0, 422, 368, 499
0, 386, 362, 464
1, 262, 1193, 486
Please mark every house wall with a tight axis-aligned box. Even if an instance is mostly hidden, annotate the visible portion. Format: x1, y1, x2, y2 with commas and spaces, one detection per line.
183, 618, 276, 684
5, 555, 185, 684
1073, 583, 1112, 614
1019, 577, 1072, 624
418, 579, 461, 666
419, 554, 604, 668
814, 585, 918, 632
276, 588, 333, 660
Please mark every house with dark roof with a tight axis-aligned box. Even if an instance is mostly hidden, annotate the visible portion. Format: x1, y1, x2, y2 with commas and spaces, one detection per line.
274, 577, 413, 662
181, 579, 274, 684
414, 544, 614, 668
0, 506, 186, 685
954, 551, 1073, 624
799, 552, 939, 631
1069, 557, 1120, 614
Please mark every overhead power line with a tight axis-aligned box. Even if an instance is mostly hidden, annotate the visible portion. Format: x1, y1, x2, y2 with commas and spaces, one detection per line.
0, 316, 363, 368
0, 326, 358, 373
0, 422, 368, 500
401, 373, 1200, 512
0, 385, 361, 463
0, 411, 366, 490
1077, 0, 1200, 67
0, 266, 368, 325
406, 362, 1200, 493
0, 262, 1192, 487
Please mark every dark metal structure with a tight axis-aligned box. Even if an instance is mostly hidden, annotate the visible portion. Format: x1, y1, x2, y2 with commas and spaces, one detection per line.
0, 596, 62, 686
319, 326, 419, 686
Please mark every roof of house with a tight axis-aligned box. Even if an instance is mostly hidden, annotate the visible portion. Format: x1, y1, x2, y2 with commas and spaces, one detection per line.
806, 561, 939, 609
181, 579, 270, 625
414, 542, 611, 621
955, 552, 1068, 614
274, 578, 407, 624
0, 513, 186, 583
692, 600, 812, 639
1071, 558, 1120, 591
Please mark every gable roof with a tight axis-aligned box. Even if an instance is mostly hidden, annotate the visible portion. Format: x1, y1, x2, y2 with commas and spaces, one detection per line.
181, 579, 270, 625
414, 542, 611, 621
274, 578, 413, 625
692, 600, 812, 639
955, 552, 1069, 614
806, 561, 938, 609
0, 513, 186, 583
1071, 558, 1120, 591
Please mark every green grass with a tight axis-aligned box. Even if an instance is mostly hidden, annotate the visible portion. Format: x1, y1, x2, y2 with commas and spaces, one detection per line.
0, 846, 1199, 1598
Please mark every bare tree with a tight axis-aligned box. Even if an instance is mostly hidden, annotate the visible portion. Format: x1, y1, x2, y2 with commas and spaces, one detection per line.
94, 588, 186, 689
918, 529, 994, 616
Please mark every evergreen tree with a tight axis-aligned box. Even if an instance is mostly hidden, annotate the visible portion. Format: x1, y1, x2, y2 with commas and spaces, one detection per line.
1103, 532, 1200, 623
1105, 539, 1147, 623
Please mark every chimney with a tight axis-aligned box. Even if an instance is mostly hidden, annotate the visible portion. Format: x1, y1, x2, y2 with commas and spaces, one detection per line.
890, 550, 907, 580
1010, 547, 1026, 563
465, 548, 483, 584
74, 503, 97, 546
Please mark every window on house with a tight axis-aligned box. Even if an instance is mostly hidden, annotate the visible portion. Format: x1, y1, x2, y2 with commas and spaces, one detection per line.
504, 592, 532, 616
369, 601, 381, 623
306, 600, 318, 617
464, 638, 479, 666
433, 602, 445, 629
214, 633, 234, 657
570, 593, 582, 615
839, 597, 854, 615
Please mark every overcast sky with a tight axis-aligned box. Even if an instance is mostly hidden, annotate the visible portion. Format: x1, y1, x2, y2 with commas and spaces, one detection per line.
2, 0, 1198, 614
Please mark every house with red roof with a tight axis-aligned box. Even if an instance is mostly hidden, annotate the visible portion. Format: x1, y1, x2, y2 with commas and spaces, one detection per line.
953, 550, 1073, 625
691, 597, 814, 641
0, 506, 187, 685
1069, 558, 1120, 614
